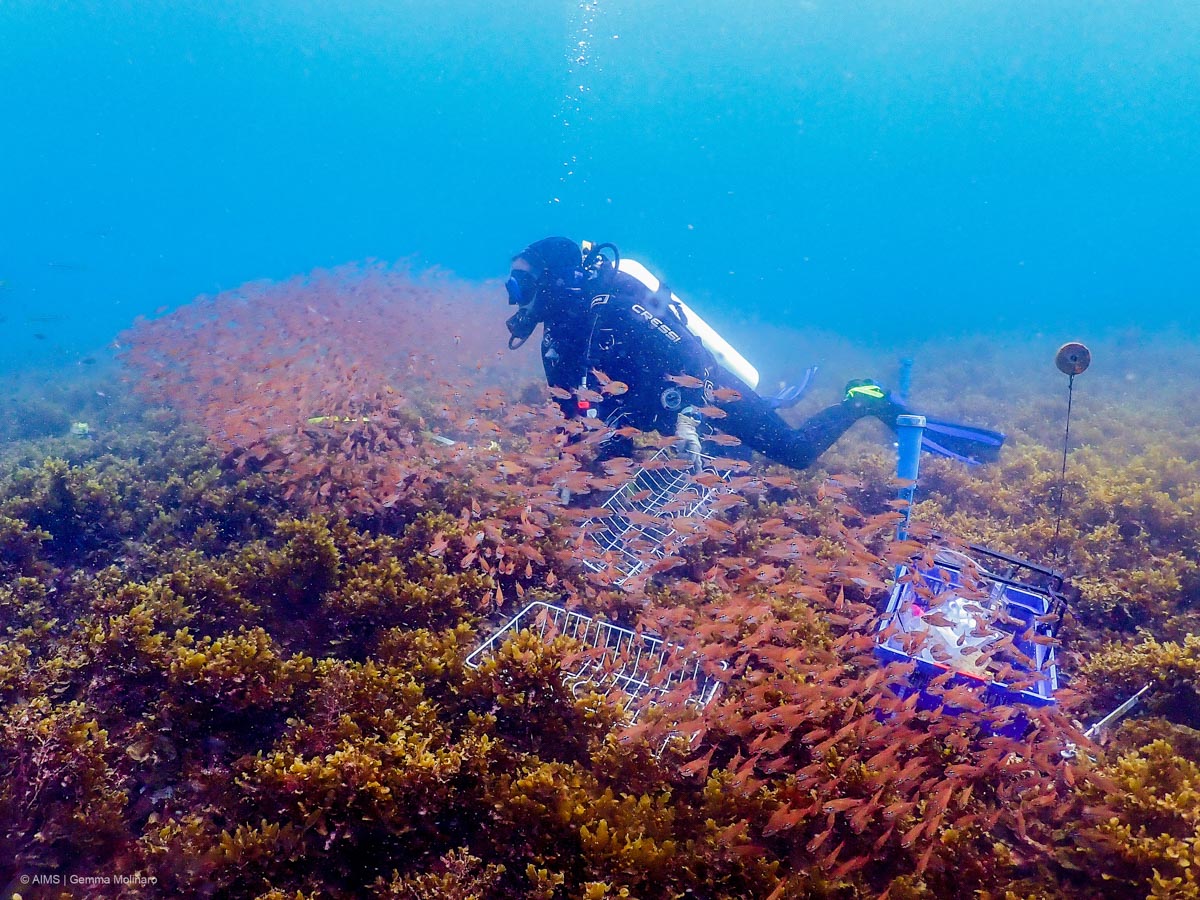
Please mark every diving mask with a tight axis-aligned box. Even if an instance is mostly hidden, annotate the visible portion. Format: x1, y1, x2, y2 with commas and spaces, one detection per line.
505, 268, 540, 306
505, 268, 545, 349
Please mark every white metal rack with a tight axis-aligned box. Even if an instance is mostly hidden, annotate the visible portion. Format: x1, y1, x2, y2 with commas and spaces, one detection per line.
466, 448, 737, 719
464, 600, 723, 720
581, 449, 736, 583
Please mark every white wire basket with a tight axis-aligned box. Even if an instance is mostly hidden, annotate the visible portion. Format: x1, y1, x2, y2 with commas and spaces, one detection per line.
581, 449, 736, 583
465, 600, 724, 720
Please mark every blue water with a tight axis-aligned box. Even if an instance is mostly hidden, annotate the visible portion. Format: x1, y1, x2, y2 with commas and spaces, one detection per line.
2, 1, 1197, 373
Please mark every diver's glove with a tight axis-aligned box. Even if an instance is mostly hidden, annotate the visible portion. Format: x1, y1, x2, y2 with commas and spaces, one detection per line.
675, 410, 704, 471
843, 379, 904, 424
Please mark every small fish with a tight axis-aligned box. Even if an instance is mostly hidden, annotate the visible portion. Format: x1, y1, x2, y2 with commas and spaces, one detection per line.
763, 803, 803, 835
666, 373, 705, 388
900, 820, 927, 848
919, 612, 955, 628
678, 746, 715, 778
711, 387, 742, 402
706, 433, 742, 446
428, 532, 449, 556
806, 823, 835, 854
828, 473, 864, 490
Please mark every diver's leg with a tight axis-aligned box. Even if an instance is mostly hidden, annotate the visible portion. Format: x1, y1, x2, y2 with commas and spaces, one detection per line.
717, 392, 866, 470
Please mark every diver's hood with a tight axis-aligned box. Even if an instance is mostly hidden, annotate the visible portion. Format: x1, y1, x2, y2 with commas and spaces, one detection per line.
520, 237, 584, 278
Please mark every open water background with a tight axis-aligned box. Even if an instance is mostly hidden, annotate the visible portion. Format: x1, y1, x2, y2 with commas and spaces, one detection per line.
1, 0, 1197, 384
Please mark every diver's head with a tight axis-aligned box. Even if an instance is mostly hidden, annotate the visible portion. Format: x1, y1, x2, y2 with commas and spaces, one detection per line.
505, 236, 585, 348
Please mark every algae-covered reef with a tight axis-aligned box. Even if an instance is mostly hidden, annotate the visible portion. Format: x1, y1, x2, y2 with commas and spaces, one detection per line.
0, 271, 1197, 898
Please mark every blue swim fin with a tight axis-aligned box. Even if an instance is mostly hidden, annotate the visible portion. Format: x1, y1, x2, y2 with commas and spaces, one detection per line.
766, 365, 819, 410
887, 403, 1005, 465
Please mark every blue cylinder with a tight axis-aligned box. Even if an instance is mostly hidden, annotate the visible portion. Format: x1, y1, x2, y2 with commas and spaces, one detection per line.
897, 358, 914, 404
895, 414, 926, 541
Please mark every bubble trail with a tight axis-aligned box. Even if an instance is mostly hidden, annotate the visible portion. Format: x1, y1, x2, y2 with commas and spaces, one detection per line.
551, 1, 607, 209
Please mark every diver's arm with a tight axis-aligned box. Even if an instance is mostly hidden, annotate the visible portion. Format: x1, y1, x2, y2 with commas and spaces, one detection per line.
541, 326, 586, 419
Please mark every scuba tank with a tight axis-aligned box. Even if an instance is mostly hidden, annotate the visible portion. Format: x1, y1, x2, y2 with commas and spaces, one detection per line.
616, 258, 761, 390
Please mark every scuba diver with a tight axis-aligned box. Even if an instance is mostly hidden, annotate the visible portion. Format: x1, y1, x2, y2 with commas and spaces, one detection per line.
504, 236, 1003, 469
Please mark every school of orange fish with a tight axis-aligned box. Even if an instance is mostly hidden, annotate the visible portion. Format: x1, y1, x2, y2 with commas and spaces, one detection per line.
122, 266, 1113, 889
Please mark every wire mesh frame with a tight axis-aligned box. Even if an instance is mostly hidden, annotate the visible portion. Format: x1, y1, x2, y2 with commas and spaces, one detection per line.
464, 601, 724, 720
581, 449, 735, 583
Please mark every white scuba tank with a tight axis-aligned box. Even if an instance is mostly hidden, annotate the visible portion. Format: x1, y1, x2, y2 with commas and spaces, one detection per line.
617, 258, 760, 390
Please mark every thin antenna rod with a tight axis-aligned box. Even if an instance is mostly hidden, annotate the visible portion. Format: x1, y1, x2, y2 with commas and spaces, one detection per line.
1052, 342, 1091, 563
1052, 373, 1075, 559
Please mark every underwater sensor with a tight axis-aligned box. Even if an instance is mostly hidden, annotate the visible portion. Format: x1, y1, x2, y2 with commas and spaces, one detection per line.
1055, 342, 1091, 376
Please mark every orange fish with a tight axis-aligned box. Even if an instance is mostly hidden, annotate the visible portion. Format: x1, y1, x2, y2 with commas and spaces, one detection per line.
705, 433, 742, 446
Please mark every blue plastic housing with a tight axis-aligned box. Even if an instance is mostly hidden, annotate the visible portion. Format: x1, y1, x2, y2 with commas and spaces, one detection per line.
874, 552, 1061, 724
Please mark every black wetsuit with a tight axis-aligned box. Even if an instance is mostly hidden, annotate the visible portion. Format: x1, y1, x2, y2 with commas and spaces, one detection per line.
539, 262, 867, 470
